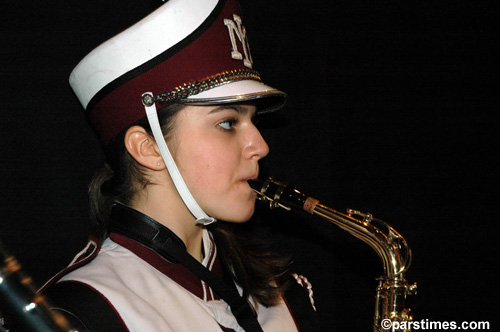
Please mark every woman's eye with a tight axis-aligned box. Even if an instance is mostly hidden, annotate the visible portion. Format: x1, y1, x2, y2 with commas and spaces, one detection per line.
218, 119, 236, 131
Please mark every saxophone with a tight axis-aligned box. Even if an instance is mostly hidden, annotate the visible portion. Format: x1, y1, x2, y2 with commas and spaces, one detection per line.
248, 177, 417, 332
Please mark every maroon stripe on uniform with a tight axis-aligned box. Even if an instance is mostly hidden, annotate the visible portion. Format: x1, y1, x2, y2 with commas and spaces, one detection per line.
110, 232, 224, 300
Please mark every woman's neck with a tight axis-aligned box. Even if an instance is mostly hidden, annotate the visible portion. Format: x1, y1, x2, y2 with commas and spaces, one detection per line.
129, 184, 205, 262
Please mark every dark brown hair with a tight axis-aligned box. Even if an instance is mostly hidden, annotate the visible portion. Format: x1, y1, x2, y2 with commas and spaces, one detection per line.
88, 103, 292, 306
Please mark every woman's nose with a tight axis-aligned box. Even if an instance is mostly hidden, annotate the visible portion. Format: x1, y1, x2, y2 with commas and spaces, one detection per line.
243, 124, 269, 160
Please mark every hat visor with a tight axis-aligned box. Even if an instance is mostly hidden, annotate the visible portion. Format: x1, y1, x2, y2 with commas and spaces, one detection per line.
180, 80, 287, 113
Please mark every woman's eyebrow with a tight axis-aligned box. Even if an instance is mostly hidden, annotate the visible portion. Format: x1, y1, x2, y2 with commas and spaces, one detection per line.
209, 105, 247, 115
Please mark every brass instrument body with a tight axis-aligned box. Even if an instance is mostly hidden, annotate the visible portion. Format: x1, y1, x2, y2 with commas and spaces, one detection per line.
0, 243, 78, 332
249, 177, 417, 332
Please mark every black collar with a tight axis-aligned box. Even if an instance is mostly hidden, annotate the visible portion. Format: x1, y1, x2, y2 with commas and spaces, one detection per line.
108, 202, 186, 263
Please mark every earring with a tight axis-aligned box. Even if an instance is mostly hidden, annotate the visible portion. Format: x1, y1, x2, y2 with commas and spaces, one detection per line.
157, 162, 161, 166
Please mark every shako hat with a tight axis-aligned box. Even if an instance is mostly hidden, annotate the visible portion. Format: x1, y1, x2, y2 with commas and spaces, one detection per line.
69, 0, 286, 144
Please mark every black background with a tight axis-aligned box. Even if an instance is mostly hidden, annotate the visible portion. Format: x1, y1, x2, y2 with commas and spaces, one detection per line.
1, 0, 498, 331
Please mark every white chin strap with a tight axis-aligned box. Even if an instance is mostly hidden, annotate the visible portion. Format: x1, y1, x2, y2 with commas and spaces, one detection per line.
142, 92, 217, 226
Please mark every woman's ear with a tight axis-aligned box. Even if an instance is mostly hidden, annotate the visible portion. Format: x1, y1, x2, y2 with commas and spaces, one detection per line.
124, 126, 165, 171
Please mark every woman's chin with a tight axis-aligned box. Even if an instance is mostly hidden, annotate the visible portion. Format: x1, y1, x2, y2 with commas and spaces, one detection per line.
214, 203, 255, 223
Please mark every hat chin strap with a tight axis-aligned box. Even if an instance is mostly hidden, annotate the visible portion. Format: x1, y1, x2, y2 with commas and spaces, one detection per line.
142, 92, 217, 226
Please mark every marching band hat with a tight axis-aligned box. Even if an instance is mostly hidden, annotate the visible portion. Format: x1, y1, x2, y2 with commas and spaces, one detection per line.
69, 0, 287, 143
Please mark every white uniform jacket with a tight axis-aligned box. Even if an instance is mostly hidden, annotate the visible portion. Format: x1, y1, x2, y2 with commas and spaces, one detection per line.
41, 207, 319, 332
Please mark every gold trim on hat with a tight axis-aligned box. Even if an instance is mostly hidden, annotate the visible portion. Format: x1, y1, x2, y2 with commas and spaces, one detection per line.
151, 69, 261, 106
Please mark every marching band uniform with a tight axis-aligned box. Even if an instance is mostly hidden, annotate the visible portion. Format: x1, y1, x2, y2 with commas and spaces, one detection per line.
42, 204, 318, 332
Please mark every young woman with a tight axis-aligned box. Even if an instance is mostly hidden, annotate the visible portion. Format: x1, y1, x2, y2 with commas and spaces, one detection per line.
41, 0, 318, 331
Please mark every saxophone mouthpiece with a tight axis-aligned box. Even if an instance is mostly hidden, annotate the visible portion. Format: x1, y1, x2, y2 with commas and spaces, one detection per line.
247, 177, 318, 213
